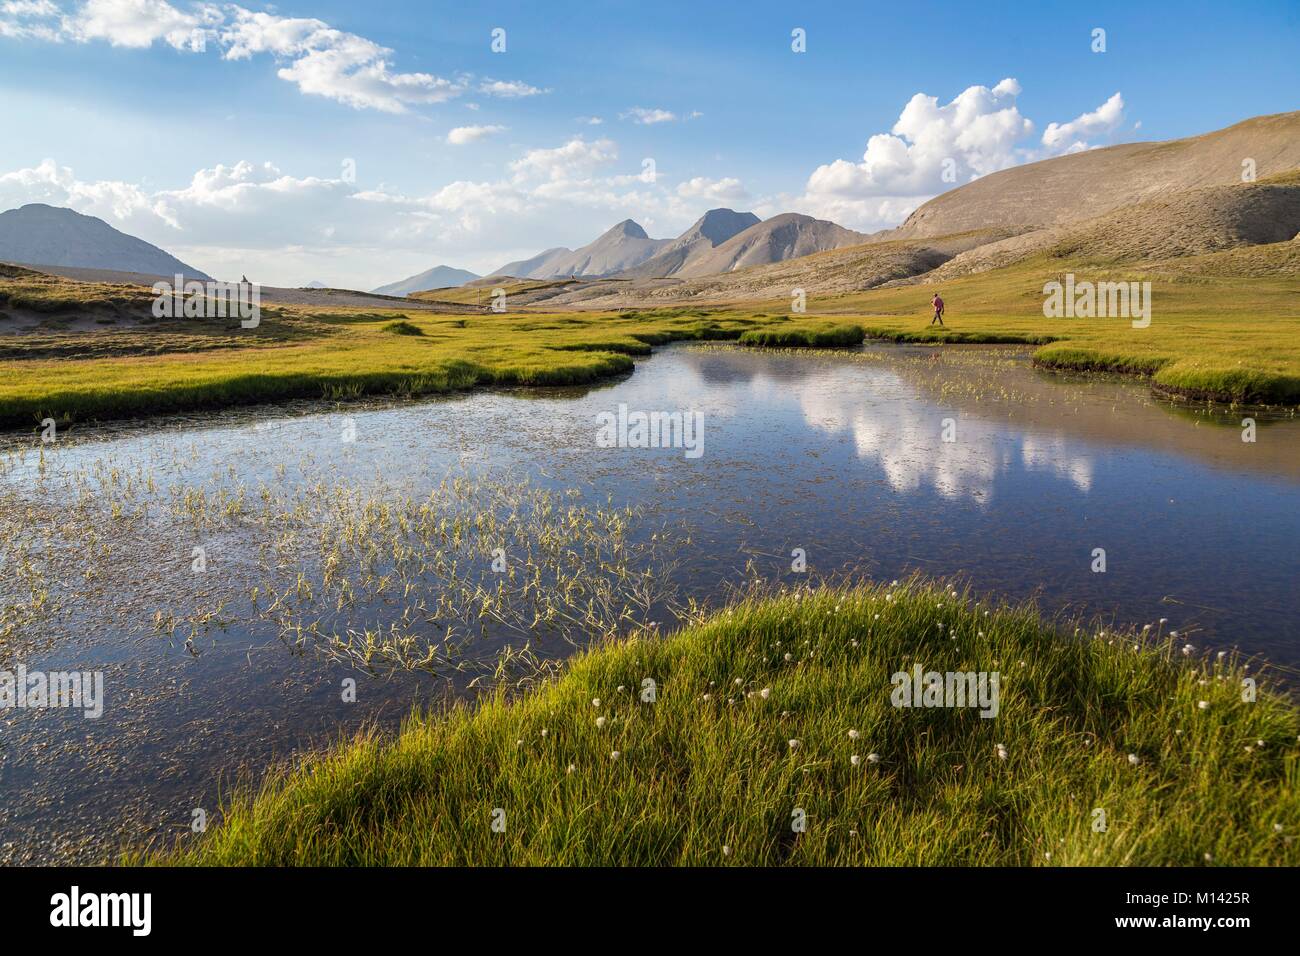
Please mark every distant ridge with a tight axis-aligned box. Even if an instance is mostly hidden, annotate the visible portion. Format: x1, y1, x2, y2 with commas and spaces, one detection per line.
491, 208, 866, 281
490, 219, 671, 279
0, 203, 211, 280
620, 208, 760, 278
371, 264, 480, 297
664, 213, 868, 277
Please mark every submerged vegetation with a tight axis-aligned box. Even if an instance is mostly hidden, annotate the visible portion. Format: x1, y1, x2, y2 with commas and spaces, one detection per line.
0, 448, 683, 676
140, 579, 1300, 866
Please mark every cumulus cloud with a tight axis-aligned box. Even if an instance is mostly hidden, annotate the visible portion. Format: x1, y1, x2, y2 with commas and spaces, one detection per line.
508, 137, 619, 183
0, 157, 178, 227
792, 79, 1127, 231
1042, 92, 1125, 152
1, 1, 543, 112
65, 0, 213, 49
0, 136, 755, 286
447, 125, 507, 145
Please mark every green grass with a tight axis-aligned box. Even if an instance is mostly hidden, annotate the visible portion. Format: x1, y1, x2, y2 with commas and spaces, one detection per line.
738, 322, 866, 348
818, 246, 1300, 404
140, 580, 1300, 866
4, 240, 1299, 426
0, 303, 860, 429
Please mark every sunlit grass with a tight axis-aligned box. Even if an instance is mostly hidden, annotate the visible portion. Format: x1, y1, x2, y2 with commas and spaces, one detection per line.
138, 579, 1300, 866
4, 241, 1298, 428
820, 249, 1300, 404
0, 303, 860, 428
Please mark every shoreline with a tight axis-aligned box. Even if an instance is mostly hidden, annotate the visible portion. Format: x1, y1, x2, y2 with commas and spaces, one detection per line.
3, 316, 1294, 435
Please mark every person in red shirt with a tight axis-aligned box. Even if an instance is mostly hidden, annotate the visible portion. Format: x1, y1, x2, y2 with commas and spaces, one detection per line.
930, 292, 946, 326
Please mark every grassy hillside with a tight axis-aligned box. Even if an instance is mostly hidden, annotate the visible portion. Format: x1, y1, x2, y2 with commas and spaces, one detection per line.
139, 580, 1300, 866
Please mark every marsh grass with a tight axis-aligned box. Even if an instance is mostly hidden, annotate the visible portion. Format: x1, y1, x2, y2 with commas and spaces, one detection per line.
6, 244, 1300, 427
0, 307, 808, 428
140, 579, 1300, 866
738, 323, 865, 348
0, 450, 683, 678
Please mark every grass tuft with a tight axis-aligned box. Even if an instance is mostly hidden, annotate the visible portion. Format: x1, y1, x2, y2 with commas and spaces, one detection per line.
137, 580, 1300, 866
380, 320, 425, 336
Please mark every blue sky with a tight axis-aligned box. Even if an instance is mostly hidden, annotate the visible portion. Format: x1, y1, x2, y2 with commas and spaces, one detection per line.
1, 0, 1296, 287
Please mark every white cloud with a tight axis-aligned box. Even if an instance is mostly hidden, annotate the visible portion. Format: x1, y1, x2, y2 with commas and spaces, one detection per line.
0, 137, 757, 286
622, 107, 676, 125
64, 0, 212, 49
478, 78, 547, 98
447, 124, 506, 145
791, 79, 1127, 231
508, 137, 618, 183
577, 116, 604, 126
2, 1, 540, 113
0, 0, 63, 39
810, 79, 1034, 199
0, 157, 178, 227
1, 0, 59, 13
1041, 92, 1125, 152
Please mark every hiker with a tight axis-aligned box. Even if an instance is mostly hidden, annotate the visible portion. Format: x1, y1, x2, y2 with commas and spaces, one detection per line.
930, 292, 945, 326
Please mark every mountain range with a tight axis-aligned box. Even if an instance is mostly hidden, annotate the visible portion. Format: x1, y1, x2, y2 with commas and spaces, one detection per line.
0, 203, 210, 279
440, 112, 1300, 310
486, 208, 868, 281
4, 112, 1296, 302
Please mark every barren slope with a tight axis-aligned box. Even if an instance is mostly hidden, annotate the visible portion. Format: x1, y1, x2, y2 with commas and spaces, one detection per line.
887, 112, 1300, 240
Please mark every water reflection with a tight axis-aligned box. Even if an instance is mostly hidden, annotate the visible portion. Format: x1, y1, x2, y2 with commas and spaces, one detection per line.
1, 342, 1297, 864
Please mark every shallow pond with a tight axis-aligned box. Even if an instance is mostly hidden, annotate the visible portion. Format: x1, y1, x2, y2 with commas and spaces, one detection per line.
1, 342, 1297, 862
